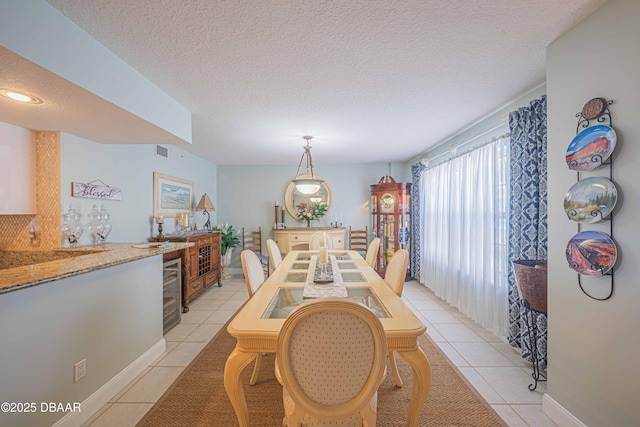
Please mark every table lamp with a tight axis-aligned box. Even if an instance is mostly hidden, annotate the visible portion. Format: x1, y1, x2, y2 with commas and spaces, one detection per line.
196, 193, 215, 230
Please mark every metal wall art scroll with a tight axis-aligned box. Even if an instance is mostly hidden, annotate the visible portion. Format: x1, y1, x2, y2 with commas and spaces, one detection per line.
564, 97, 617, 300
72, 179, 122, 200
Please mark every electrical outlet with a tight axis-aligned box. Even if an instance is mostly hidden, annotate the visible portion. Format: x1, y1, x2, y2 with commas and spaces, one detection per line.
74, 359, 86, 383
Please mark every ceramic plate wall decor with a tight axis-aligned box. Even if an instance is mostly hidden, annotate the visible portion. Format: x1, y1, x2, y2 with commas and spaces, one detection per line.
565, 231, 617, 276
564, 177, 617, 223
566, 125, 616, 171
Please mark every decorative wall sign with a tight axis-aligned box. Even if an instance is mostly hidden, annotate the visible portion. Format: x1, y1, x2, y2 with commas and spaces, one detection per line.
563, 177, 617, 223
566, 231, 617, 276
153, 172, 194, 218
581, 97, 607, 120
576, 97, 613, 133
566, 124, 616, 171
71, 180, 122, 200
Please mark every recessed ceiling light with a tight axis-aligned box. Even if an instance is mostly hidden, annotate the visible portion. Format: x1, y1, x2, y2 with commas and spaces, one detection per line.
0, 89, 43, 104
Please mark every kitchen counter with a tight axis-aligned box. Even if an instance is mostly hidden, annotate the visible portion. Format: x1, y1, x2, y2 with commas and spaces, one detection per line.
0, 242, 193, 295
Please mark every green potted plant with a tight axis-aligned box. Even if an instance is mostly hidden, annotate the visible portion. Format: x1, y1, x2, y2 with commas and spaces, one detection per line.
213, 224, 240, 279
213, 223, 240, 256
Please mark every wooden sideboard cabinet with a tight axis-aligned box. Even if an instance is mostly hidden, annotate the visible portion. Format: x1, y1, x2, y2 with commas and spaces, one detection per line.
272, 227, 345, 254
154, 231, 221, 309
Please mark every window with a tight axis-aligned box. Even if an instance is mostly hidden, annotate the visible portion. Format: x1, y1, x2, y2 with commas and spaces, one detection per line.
419, 137, 509, 337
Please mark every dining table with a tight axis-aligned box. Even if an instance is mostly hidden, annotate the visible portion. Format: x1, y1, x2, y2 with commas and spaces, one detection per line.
223, 250, 432, 426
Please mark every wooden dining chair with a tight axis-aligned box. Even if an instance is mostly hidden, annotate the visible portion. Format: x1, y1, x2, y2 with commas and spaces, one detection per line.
242, 226, 269, 276
365, 237, 380, 268
240, 250, 268, 385
276, 298, 388, 426
266, 238, 282, 271
349, 226, 368, 256
309, 231, 334, 250
383, 249, 409, 387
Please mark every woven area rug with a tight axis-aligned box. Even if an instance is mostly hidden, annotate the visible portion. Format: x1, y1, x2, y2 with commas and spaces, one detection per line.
138, 324, 508, 426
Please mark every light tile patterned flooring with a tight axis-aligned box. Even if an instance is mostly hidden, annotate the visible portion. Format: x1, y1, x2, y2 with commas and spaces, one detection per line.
83, 277, 554, 426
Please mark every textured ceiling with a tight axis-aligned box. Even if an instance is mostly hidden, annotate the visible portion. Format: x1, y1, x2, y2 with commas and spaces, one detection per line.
26, 1, 603, 164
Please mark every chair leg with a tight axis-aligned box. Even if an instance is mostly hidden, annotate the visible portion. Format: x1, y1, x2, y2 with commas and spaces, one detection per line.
361, 399, 378, 427
249, 353, 263, 386
389, 350, 403, 387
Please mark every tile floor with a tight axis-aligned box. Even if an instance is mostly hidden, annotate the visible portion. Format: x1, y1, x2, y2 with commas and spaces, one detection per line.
83, 277, 554, 426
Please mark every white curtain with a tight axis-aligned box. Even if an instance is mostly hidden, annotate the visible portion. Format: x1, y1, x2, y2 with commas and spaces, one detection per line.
419, 139, 509, 337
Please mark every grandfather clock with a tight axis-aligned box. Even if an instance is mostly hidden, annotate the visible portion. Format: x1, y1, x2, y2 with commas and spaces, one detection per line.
370, 175, 411, 277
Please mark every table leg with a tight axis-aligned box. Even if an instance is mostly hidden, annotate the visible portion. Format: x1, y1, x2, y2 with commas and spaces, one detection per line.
398, 346, 432, 427
224, 346, 257, 427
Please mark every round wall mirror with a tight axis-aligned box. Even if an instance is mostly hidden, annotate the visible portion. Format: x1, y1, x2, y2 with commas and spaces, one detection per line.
285, 177, 332, 220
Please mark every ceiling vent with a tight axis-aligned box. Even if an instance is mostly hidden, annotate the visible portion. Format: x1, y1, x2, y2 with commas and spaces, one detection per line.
155, 145, 169, 158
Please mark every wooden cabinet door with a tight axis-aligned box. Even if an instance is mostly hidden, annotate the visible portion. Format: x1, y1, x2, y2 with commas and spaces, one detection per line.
186, 248, 199, 278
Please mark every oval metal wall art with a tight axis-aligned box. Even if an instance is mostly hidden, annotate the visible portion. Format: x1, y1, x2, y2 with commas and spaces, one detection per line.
581, 97, 607, 120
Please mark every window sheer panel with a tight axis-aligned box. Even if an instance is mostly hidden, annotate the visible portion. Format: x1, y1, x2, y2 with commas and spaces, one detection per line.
419, 139, 509, 337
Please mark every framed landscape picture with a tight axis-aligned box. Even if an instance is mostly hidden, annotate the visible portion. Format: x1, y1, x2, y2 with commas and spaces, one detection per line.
153, 172, 194, 218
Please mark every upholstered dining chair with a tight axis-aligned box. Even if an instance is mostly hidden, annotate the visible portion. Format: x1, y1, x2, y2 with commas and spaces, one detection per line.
309, 231, 334, 250
276, 298, 388, 426
365, 237, 380, 268
266, 238, 282, 272
383, 249, 409, 387
240, 249, 268, 385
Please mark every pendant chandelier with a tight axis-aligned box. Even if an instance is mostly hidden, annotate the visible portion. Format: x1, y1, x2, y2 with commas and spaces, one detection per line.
292, 135, 323, 194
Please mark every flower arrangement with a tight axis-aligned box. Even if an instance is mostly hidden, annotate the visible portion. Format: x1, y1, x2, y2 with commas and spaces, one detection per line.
295, 201, 328, 228
212, 223, 240, 255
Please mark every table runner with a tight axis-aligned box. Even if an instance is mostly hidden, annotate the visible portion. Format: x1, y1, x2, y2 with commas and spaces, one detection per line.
302, 255, 347, 298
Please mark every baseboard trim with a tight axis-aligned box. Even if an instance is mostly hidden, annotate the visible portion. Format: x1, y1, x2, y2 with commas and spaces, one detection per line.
52, 339, 166, 427
543, 394, 586, 427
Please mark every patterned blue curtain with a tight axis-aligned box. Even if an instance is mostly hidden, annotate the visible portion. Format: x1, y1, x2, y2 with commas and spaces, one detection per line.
410, 162, 426, 279
508, 95, 548, 369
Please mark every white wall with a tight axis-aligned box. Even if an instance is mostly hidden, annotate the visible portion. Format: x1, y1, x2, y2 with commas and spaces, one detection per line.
0, 121, 36, 214
0, 256, 162, 427
60, 134, 217, 245
409, 85, 547, 167
546, 0, 640, 425
217, 162, 409, 267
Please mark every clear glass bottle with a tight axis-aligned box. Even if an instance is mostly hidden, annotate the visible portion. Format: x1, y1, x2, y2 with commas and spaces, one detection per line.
85, 205, 105, 246
98, 205, 112, 244
61, 205, 83, 247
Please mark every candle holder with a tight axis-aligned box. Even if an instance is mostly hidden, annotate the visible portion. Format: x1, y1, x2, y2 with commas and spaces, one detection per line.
330, 220, 342, 228
155, 216, 164, 239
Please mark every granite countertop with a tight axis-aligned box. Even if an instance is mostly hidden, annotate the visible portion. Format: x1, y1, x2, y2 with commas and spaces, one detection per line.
0, 242, 192, 295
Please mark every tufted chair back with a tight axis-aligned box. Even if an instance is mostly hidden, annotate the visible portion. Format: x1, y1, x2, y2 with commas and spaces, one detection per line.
309, 231, 334, 250
364, 238, 380, 268
384, 249, 409, 297
266, 239, 282, 271
241, 249, 265, 298
276, 298, 387, 426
